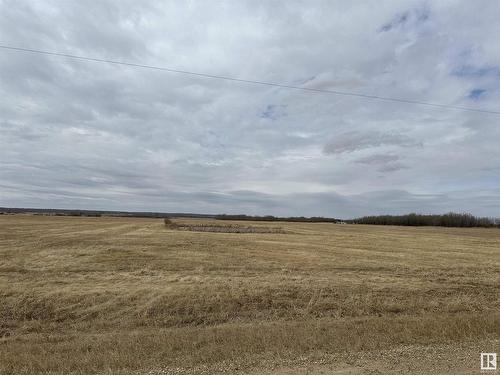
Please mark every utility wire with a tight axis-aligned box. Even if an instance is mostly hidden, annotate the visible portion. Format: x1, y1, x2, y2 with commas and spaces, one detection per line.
1, 44, 499, 116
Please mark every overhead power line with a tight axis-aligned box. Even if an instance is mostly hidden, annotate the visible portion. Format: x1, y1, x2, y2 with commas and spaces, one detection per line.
1, 44, 499, 116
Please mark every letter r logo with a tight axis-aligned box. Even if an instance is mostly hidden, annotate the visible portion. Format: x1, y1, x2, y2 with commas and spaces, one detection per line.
481, 353, 497, 370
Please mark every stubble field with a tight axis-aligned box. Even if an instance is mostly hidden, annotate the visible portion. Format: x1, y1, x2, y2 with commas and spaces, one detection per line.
0, 215, 499, 374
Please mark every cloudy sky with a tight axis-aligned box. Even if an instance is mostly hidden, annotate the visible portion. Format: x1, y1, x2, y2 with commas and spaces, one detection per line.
1, 1, 500, 218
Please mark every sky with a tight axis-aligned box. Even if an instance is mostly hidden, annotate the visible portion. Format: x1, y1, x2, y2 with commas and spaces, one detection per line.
1, 0, 500, 218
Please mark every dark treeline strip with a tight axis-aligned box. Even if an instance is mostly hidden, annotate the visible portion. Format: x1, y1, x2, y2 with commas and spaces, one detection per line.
348, 212, 499, 228
0, 207, 215, 219
215, 214, 339, 223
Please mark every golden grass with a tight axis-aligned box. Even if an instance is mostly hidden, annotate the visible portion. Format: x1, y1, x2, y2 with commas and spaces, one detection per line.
0, 215, 499, 374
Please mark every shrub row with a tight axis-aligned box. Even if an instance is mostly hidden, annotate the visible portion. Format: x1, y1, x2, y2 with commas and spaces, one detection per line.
164, 219, 285, 233
348, 212, 498, 228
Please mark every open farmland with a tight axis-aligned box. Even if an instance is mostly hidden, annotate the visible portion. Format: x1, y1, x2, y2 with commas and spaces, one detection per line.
0, 215, 499, 374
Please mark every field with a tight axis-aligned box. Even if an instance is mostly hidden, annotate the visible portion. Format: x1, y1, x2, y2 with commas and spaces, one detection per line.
0, 215, 499, 374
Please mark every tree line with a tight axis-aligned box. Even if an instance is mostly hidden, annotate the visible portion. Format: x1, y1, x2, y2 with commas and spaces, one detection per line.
215, 214, 339, 223
348, 212, 498, 228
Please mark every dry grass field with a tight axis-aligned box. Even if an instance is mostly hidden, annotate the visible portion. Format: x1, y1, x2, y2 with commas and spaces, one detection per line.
0, 215, 499, 374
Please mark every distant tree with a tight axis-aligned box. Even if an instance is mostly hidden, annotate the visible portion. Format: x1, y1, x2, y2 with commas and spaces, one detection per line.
349, 212, 494, 228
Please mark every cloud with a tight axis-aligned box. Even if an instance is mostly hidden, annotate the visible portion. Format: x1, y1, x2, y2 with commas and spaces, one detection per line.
323, 131, 420, 154
379, 6, 430, 32
379, 12, 410, 32
377, 163, 408, 173
354, 154, 399, 165
354, 153, 407, 173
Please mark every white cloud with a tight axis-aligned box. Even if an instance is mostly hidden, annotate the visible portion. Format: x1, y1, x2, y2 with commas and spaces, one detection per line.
1, 1, 500, 217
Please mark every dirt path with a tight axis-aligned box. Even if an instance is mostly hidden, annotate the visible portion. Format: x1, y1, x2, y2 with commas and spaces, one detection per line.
148, 340, 498, 375
245, 340, 498, 375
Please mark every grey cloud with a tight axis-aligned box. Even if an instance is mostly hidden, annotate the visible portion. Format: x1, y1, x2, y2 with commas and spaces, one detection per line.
1, 1, 500, 217
380, 12, 410, 32
354, 154, 407, 173
377, 163, 408, 173
355, 154, 399, 165
379, 6, 430, 32
323, 131, 420, 154
355, 154, 408, 173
